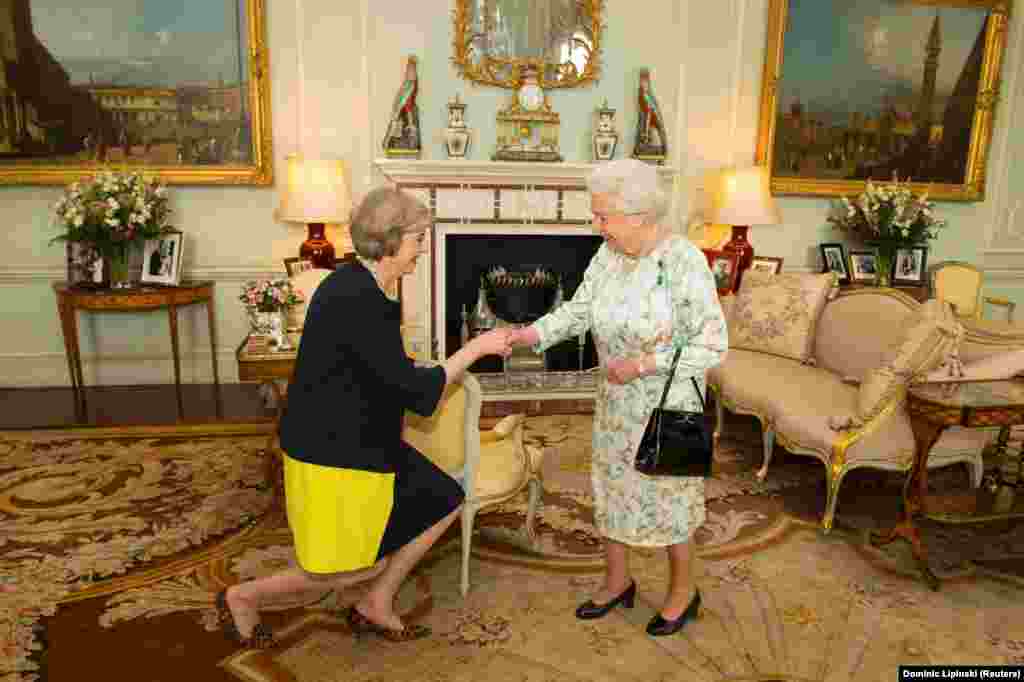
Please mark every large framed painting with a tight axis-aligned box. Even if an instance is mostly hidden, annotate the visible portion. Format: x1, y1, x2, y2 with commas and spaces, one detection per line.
0, 0, 272, 186
754, 0, 1011, 201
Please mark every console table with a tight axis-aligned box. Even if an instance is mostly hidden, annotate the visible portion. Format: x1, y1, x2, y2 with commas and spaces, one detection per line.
53, 281, 220, 421
870, 378, 1024, 589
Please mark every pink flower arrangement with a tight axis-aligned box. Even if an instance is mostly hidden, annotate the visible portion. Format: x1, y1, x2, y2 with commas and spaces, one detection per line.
239, 279, 303, 312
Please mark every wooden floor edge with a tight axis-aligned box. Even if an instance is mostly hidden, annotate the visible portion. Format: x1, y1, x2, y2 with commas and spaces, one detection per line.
0, 421, 276, 440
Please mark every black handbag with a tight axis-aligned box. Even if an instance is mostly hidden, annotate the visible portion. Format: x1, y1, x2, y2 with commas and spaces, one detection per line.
634, 347, 715, 478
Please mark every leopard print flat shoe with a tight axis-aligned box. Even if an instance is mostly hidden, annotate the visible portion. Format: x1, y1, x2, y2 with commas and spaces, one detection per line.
215, 588, 275, 650
343, 606, 431, 642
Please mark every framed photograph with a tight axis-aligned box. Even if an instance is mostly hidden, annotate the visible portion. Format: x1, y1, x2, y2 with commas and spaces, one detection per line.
893, 246, 929, 286
66, 241, 103, 287
704, 249, 741, 296
819, 243, 850, 284
749, 256, 784, 276
848, 250, 880, 283
0, 0, 272, 186
754, 0, 1010, 202
284, 257, 315, 278
141, 231, 184, 286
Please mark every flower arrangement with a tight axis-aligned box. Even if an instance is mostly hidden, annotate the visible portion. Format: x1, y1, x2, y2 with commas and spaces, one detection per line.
826, 180, 946, 247
51, 171, 173, 259
239, 279, 304, 312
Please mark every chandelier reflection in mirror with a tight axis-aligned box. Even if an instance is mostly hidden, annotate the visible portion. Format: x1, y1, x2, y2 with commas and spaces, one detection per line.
451, 0, 605, 90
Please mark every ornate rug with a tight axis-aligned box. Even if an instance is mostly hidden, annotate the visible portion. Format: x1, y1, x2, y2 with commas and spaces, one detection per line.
0, 424, 275, 681
4, 416, 1023, 681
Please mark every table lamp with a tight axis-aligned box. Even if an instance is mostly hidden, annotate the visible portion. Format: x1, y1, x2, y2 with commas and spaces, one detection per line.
277, 155, 353, 269
710, 165, 780, 291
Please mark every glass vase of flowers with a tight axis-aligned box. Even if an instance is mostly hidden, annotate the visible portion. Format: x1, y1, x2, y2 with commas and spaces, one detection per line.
827, 180, 946, 287
51, 171, 173, 288
239, 279, 304, 350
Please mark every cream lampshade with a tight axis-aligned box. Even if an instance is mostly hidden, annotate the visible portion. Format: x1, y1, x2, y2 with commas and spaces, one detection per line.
278, 155, 353, 269
709, 165, 780, 291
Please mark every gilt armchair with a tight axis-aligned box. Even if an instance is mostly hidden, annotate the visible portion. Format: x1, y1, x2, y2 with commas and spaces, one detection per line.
402, 373, 544, 597
930, 260, 1015, 322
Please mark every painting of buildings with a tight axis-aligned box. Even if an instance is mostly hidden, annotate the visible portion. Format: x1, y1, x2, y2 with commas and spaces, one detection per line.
757, 0, 1007, 200
0, 0, 266, 182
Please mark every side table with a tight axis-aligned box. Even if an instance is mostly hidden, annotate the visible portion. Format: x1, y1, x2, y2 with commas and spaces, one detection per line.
236, 337, 297, 491
870, 379, 1024, 589
53, 281, 221, 421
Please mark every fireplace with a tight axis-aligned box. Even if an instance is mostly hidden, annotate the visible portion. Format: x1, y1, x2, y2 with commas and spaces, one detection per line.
373, 159, 678, 400
440, 230, 603, 374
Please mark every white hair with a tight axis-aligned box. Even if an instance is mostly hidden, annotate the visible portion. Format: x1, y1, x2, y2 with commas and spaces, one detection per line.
586, 159, 667, 219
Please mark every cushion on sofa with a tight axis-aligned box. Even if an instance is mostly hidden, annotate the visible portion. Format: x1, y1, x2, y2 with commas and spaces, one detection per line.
726, 271, 837, 364
857, 299, 964, 422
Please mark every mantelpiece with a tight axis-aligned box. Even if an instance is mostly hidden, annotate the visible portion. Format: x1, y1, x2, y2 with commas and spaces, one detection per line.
373, 158, 678, 401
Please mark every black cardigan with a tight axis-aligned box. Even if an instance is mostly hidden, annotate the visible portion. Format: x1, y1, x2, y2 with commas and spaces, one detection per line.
278, 261, 446, 473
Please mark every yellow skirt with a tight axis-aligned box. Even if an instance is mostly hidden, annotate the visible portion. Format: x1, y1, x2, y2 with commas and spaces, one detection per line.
282, 453, 395, 574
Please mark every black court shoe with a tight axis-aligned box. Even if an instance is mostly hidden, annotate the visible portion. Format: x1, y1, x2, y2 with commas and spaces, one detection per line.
575, 581, 637, 620
646, 589, 701, 637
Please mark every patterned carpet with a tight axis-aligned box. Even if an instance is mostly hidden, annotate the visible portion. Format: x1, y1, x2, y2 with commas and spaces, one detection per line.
2, 416, 1022, 681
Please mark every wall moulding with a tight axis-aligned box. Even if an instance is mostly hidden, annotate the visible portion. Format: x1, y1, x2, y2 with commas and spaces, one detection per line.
373, 159, 677, 189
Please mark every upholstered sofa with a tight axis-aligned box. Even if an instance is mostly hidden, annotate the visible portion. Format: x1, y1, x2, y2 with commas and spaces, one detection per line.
709, 274, 1003, 531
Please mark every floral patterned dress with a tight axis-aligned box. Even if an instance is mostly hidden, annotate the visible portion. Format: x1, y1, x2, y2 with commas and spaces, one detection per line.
533, 234, 728, 546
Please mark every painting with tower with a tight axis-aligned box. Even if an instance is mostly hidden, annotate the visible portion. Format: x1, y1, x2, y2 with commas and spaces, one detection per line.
756, 0, 1010, 200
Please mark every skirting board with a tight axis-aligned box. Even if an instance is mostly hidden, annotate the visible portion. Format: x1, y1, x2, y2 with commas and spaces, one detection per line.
0, 349, 243, 387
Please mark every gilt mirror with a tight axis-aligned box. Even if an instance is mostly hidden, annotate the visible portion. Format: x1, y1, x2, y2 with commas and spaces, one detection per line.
451, 0, 604, 89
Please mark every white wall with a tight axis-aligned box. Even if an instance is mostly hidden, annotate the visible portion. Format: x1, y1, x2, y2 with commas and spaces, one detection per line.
1, 0, 1022, 387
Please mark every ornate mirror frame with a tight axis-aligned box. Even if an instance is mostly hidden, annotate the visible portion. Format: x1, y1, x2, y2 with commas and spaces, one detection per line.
451, 0, 605, 89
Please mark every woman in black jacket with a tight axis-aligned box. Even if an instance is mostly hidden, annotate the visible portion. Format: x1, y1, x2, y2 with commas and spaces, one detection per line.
217, 187, 511, 647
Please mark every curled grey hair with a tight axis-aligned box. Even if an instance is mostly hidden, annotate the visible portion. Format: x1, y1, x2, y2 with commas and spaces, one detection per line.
586, 158, 668, 220
350, 186, 429, 261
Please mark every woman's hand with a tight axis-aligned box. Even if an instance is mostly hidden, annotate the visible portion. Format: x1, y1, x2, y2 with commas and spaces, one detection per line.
471, 328, 514, 359
605, 355, 647, 385
506, 326, 540, 348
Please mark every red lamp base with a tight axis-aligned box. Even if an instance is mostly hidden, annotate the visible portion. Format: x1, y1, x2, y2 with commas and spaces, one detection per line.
722, 225, 754, 293
299, 222, 336, 270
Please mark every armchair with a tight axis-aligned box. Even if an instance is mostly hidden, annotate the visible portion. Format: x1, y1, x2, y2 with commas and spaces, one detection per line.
930, 260, 1015, 322
402, 373, 544, 597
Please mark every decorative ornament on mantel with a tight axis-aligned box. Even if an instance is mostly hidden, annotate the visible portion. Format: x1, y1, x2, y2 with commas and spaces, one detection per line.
592, 99, 618, 162
493, 64, 562, 162
382, 55, 422, 158
444, 93, 472, 159
632, 68, 667, 165
278, 155, 353, 267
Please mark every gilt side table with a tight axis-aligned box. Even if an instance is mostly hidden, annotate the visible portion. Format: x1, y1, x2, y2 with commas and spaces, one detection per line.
870, 379, 1024, 589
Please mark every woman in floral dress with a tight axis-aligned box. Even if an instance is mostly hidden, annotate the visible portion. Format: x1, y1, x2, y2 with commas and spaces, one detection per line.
508, 159, 727, 636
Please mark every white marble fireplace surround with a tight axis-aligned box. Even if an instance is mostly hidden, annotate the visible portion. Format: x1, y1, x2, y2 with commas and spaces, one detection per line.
374, 159, 677, 400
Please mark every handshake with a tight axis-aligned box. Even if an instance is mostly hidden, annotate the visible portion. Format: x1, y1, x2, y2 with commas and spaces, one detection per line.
470, 326, 536, 359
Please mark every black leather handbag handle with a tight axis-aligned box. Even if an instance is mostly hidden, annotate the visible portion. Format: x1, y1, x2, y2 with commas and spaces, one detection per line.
655, 346, 706, 413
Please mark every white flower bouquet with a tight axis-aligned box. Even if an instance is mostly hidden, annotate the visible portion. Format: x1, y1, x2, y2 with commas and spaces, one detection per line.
827, 180, 946, 247
51, 171, 173, 259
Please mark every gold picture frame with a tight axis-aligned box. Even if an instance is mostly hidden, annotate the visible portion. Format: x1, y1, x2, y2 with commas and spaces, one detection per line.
451, 0, 605, 90
0, 0, 272, 186
754, 0, 1011, 202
